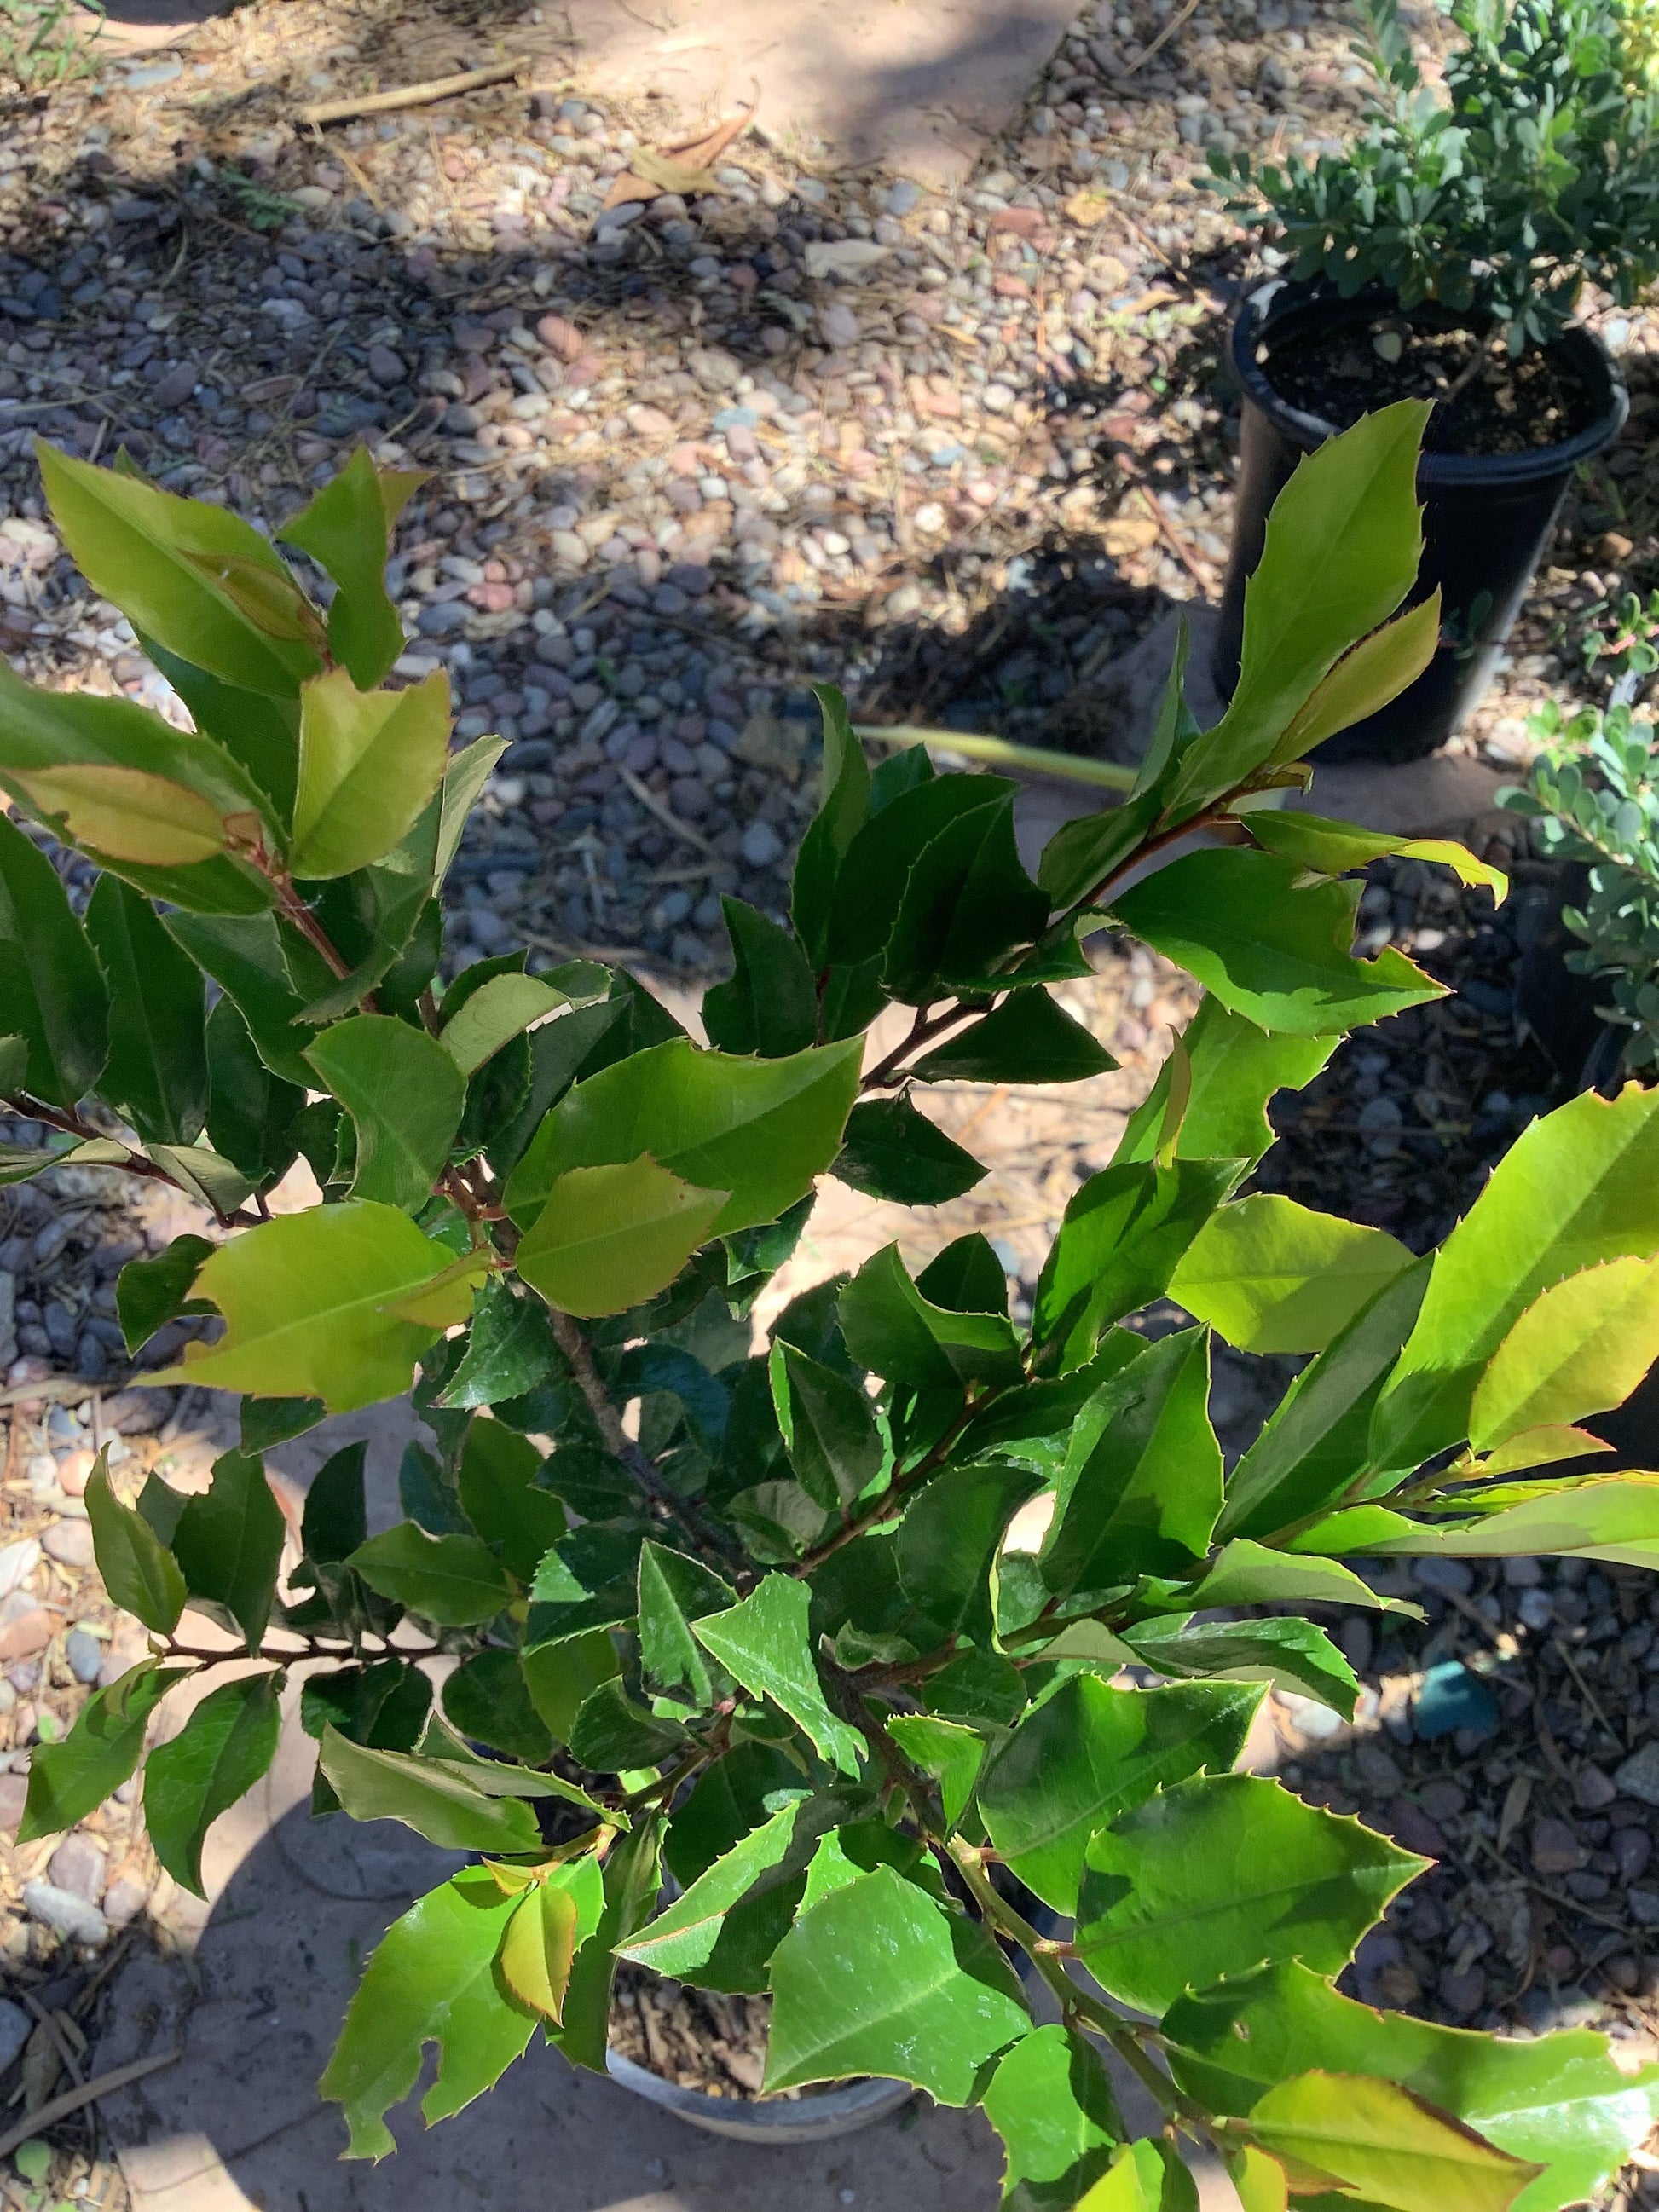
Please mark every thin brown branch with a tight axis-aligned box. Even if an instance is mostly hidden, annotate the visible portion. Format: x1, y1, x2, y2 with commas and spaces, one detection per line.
859, 1001, 985, 1094
294, 55, 527, 128
0, 2052, 180, 2163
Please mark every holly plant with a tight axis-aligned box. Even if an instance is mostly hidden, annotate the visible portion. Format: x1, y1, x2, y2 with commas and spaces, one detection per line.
11, 405, 1659, 2209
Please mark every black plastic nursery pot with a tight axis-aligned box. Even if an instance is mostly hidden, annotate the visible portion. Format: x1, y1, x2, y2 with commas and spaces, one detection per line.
1213, 285, 1630, 764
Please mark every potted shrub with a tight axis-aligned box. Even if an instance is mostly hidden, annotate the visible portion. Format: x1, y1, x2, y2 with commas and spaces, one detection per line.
13, 407, 1659, 2203
1208, 0, 1656, 761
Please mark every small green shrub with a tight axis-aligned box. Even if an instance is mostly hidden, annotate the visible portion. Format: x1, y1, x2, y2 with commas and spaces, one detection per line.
1210, 0, 1659, 349
7, 406, 1659, 2203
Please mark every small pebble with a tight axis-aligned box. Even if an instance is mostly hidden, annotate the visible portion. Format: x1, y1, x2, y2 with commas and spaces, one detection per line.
21, 1879, 108, 1946
65, 1628, 102, 1685
43, 1522, 94, 1570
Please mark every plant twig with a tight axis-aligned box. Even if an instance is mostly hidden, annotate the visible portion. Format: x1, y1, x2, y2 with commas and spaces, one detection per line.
1118, 0, 1203, 75
0, 2052, 180, 2163
294, 56, 525, 128
853, 726, 1136, 794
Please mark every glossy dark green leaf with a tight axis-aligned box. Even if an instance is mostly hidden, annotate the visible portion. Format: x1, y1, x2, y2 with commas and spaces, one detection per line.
441, 1650, 552, 1764
486, 998, 628, 1181
456, 1417, 565, 1584
765, 1866, 1030, 2099
18, 1660, 188, 1843
320, 1865, 535, 2156
922, 1644, 1029, 1727
913, 991, 1116, 1085
792, 684, 873, 967
139, 633, 299, 823
0, 811, 108, 1106
437, 1275, 559, 1410
769, 1340, 884, 1510
832, 1092, 986, 1204
826, 774, 1011, 968
883, 791, 1049, 1004
163, 910, 333, 1085
145, 1670, 281, 1896
567, 1676, 689, 1770
1124, 1616, 1361, 1718
205, 995, 304, 1184
980, 1675, 1262, 1911
840, 1243, 1023, 1391
171, 1450, 286, 1653
638, 1539, 736, 1707
702, 898, 817, 1058
301, 1442, 369, 1565
1042, 1330, 1223, 1594
86, 1456, 186, 1632
616, 1799, 819, 1983
350, 1522, 513, 1624
665, 1741, 809, 1886
916, 1232, 1009, 1315
240, 1395, 326, 1452
1074, 1773, 1425, 2013
898, 1463, 1043, 1645
982, 2024, 1124, 2212
520, 1626, 621, 1747
884, 1713, 985, 1829
1113, 850, 1443, 1037
1033, 1158, 1239, 1376
84, 875, 205, 1144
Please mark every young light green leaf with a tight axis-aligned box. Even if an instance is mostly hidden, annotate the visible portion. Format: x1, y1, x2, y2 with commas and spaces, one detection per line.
440, 973, 565, 1077
1033, 1159, 1240, 1377
912, 991, 1116, 1085
1246, 808, 1506, 904
885, 1714, 986, 1831
85, 1453, 186, 1633
1074, 1772, 1425, 2013
18, 1660, 188, 1843
1272, 591, 1443, 762
290, 668, 451, 880
980, 1676, 1262, 1912
766, 1866, 1030, 2099
280, 445, 425, 690
0, 811, 108, 1106
693, 1574, 865, 1776
770, 1340, 884, 1510
38, 440, 324, 697
320, 1867, 534, 2158
144, 1139, 257, 1220
145, 1201, 480, 1412
1112, 851, 1443, 1037
839, 1242, 1023, 1391
145, 1670, 281, 1896
1188, 1538, 1413, 1613
505, 1037, 862, 1239
496, 1857, 604, 2023
436, 734, 506, 884
1114, 996, 1338, 1174
1241, 2071, 1540, 2212
318, 1728, 540, 1852
84, 875, 207, 1145
832, 1092, 987, 1204
1073, 2141, 1197, 2212
515, 1155, 728, 1319
552, 1814, 663, 2071
349, 1522, 515, 1624
1470, 1256, 1659, 1451
982, 2024, 1124, 2212
1162, 402, 1429, 813
1169, 1194, 1413, 1355
1165, 1957, 1659, 2212
305, 1014, 466, 1214
1348, 1475, 1659, 1567
1371, 1083, 1659, 1476
167, 1450, 285, 1655
1042, 1331, 1222, 1595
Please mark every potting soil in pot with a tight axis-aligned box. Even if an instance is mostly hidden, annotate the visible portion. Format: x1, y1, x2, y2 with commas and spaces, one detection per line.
610, 1966, 823, 2100
1258, 310, 1602, 454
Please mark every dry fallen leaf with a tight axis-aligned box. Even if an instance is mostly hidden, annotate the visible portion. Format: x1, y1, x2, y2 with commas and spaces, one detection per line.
1065, 189, 1112, 226
601, 91, 759, 214
1100, 514, 1161, 557
628, 149, 721, 196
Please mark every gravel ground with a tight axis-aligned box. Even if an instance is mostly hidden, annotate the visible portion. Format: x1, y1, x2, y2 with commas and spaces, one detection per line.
3, 0, 1659, 2194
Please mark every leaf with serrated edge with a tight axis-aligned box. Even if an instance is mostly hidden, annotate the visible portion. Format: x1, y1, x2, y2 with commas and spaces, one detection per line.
693, 1575, 865, 1776
85, 1453, 185, 1632
1074, 1773, 1425, 2013
320, 1867, 533, 2157
19, 1661, 188, 1843
1242, 2071, 1539, 2212
348, 1522, 514, 1625
305, 1014, 465, 1214
319, 1728, 540, 1852
1170, 1195, 1413, 1355
495, 1858, 604, 2022
290, 668, 451, 880
1470, 1256, 1659, 1450
145, 1671, 281, 1896
144, 1202, 480, 1413
983, 2024, 1123, 2209
441, 973, 565, 1077
516, 1156, 727, 1319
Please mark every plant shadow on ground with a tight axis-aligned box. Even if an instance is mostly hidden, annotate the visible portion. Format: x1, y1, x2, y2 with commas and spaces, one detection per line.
93, 1796, 1005, 2211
